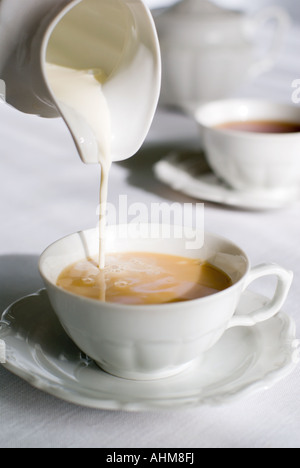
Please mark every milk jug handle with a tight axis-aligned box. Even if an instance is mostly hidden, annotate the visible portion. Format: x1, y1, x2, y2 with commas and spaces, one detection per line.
247, 6, 290, 79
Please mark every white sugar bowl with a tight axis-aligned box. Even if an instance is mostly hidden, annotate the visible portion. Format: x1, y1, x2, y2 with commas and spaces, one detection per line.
155, 0, 289, 108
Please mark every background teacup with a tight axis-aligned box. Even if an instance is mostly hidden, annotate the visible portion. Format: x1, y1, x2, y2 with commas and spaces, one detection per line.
195, 99, 300, 192
155, 0, 290, 108
39, 224, 293, 381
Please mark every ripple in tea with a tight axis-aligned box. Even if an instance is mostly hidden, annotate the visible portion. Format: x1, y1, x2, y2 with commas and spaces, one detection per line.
56, 252, 233, 305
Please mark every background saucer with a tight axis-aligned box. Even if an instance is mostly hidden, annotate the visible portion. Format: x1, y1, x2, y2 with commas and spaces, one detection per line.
154, 150, 300, 210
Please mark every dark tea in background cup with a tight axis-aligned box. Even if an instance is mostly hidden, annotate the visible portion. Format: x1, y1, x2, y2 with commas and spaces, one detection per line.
216, 120, 300, 134
195, 99, 300, 191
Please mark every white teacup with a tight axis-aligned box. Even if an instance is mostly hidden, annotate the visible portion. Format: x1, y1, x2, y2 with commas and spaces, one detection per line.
195, 99, 300, 191
39, 225, 293, 381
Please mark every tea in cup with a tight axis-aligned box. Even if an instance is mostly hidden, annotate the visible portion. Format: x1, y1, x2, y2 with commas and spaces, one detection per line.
195, 99, 300, 191
39, 224, 293, 381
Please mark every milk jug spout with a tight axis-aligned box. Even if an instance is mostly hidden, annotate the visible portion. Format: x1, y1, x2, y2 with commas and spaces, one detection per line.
0, 0, 161, 163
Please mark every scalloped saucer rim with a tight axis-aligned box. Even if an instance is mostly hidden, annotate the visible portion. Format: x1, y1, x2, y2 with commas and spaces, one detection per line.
0, 289, 299, 411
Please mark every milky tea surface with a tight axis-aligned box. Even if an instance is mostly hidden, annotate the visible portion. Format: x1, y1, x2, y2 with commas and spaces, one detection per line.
57, 252, 233, 305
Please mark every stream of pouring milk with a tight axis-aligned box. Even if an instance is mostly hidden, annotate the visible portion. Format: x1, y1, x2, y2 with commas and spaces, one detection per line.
45, 63, 112, 270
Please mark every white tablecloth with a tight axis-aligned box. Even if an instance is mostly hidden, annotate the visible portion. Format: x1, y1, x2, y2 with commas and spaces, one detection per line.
1, 7, 300, 449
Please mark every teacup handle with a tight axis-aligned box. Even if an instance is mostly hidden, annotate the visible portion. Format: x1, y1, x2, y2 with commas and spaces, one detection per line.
228, 264, 293, 329
248, 6, 290, 78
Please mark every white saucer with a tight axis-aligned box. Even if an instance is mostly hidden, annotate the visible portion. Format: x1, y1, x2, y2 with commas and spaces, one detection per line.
154, 151, 300, 210
0, 290, 299, 411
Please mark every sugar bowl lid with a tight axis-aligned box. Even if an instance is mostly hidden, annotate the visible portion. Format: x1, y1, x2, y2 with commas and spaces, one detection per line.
156, 0, 245, 45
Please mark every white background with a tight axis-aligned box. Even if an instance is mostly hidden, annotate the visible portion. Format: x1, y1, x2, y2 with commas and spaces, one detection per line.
1, 0, 300, 449
145, 0, 300, 22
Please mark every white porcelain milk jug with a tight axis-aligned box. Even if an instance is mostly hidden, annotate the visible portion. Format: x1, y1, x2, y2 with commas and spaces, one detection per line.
0, 0, 161, 163
155, 0, 289, 108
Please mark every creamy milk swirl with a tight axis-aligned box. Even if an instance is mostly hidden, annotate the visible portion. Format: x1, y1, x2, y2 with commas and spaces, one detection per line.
57, 252, 233, 305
